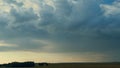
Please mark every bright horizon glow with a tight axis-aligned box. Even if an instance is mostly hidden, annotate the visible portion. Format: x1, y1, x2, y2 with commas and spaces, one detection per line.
0, 51, 106, 64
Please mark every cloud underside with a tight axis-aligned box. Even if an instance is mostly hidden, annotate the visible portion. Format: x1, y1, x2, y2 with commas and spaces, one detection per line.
0, 0, 119, 61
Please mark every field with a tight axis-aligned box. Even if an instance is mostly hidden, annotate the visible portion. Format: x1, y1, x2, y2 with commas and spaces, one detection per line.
1, 63, 120, 68
34, 63, 120, 68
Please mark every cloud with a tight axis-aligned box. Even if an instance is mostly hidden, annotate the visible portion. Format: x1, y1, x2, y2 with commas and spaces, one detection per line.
101, 1, 120, 17
4, 0, 23, 7
0, 40, 17, 47
0, 0, 120, 61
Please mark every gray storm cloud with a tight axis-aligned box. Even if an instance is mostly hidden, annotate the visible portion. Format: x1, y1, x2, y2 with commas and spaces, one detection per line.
0, 0, 119, 61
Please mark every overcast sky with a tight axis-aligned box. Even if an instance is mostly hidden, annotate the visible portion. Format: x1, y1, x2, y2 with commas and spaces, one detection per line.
0, 0, 119, 63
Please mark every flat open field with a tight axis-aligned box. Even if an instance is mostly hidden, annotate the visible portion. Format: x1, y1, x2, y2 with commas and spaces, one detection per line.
36, 63, 120, 68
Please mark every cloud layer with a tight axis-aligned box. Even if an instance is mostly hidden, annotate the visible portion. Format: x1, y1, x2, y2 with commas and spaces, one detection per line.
0, 0, 119, 61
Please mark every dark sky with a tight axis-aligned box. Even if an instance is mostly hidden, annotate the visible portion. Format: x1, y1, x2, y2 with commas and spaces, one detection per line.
0, 0, 119, 63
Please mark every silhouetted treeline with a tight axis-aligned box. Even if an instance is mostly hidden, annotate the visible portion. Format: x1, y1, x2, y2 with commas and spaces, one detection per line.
38, 62, 48, 66
0, 61, 49, 67
0, 61, 35, 67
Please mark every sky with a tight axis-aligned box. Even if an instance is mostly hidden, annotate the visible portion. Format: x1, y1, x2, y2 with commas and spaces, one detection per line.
0, 0, 120, 63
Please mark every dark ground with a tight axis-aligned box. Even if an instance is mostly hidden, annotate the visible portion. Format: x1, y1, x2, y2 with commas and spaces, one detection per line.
37, 63, 120, 68
1, 63, 120, 68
